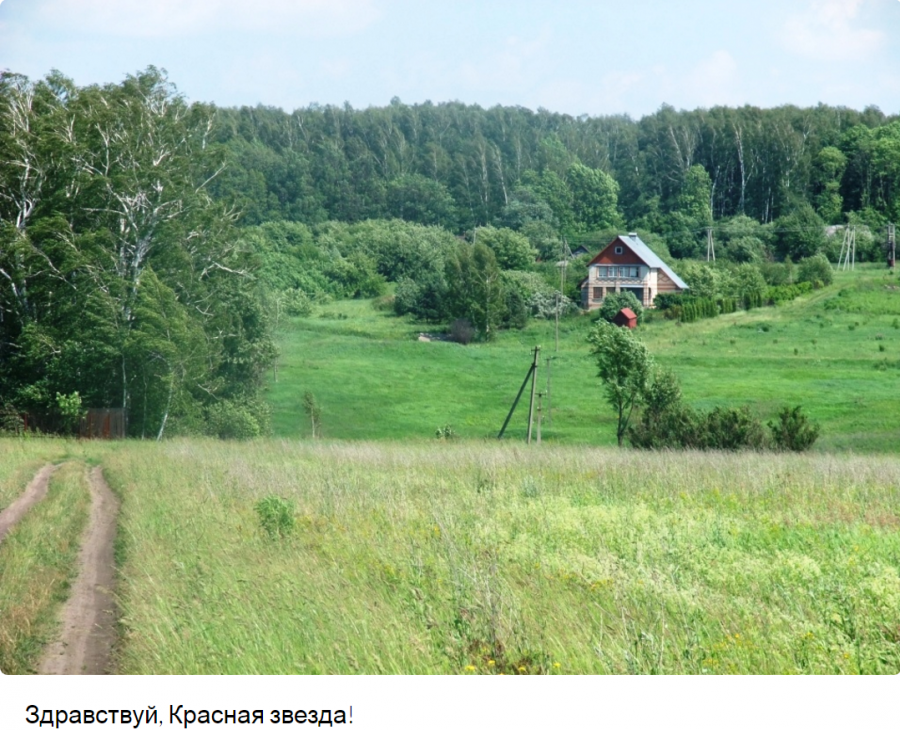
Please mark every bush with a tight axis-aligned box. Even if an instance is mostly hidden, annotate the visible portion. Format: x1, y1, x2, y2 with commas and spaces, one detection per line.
283, 289, 313, 317
206, 400, 262, 440
699, 406, 767, 450
766, 281, 813, 305
768, 406, 820, 451
528, 290, 576, 320
735, 264, 768, 309
393, 272, 448, 322
797, 254, 834, 288
435, 424, 457, 440
254, 495, 295, 539
628, 369, 769, 451
0, 403, 24, 435
55, 391, 85, 435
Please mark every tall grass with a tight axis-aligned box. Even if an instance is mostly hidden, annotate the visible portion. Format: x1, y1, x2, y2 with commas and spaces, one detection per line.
0, 439, 66, 511
0, 461, 91, 673
103, 439, 900, 674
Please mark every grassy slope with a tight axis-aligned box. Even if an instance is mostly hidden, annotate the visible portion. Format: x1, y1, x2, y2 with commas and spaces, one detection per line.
103, 440, 900, 674
268, 266, 900, 452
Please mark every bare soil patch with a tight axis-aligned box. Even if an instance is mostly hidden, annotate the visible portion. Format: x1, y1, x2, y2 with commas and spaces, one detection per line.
0, 464, 57, 544
39, 466, 120, 675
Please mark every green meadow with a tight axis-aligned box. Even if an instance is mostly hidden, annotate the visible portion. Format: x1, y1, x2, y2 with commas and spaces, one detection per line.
1, 267, 899, 675
268, 266, 900, 452
1, 439, 897, 674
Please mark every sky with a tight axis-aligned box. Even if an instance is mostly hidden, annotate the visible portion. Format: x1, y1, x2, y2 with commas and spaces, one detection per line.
0, 0, 897, 118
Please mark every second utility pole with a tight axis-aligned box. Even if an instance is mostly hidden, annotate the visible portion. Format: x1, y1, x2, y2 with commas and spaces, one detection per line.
526, 345, 541, 444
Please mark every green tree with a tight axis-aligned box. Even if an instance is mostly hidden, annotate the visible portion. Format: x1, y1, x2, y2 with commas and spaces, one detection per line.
774, 204, 826, 260
587, 321, 653, 446
445, 242, 504, 339
386, 173, 456, 228
475, 225, 536, 270
734, 264, 768, 308
812, 146, 847, 224
522, 169, 575, 234
0, 69, 275, 436
566, 162, 623, 232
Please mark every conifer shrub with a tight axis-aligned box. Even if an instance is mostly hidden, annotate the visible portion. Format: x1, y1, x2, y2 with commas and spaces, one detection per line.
768, 406, 821, 452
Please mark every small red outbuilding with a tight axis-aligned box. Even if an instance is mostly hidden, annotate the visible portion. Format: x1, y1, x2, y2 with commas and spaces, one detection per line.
613, 307, 638, 329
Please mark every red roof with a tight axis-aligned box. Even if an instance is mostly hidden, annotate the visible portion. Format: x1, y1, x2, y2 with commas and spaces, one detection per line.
618, 307, 637, 319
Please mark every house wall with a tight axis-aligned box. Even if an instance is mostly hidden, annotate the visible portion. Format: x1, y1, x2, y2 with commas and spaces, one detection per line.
585, 264, 651, 309
656, 269, 682, 294
581, 237, 684, 310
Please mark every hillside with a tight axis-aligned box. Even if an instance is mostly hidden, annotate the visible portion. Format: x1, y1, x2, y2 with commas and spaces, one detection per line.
267, 265, 900, 452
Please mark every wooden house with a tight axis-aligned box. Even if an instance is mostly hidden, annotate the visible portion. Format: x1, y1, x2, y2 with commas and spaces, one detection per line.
579, 233, 688, 310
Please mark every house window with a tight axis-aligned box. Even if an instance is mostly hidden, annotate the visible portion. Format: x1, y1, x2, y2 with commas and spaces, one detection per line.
592, 287, 602, 300
614, 246, 623, 254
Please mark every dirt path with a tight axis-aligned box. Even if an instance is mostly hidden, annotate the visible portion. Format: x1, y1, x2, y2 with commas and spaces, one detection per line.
39, 466, 120, 675
0, 464, 57, 544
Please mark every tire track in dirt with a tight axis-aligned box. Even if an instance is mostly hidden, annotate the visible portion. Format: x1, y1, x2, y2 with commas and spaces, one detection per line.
0, 464, 58, 544
39, 466, 120, 675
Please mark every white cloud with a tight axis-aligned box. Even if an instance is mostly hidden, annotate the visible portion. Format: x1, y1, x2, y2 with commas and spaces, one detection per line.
781, 0, 885, 61
36, 0, 380, 38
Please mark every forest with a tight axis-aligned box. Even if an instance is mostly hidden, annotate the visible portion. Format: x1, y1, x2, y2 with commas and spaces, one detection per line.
1, 66, 898, 437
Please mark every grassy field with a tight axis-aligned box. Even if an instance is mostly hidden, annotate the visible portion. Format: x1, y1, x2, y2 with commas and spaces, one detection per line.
0, 440, 66, 512
0, 437, 897, 674
90, 439, 899, 674
0, 459, 91, 674
267, 266, 900, 452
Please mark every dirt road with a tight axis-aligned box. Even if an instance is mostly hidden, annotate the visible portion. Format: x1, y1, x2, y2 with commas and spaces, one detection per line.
39, 466, 120, 675
0, 464, 57, 544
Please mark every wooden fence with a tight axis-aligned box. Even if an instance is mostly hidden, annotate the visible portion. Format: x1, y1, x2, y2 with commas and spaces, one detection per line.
17, 408, 127, 439
80, 409, 127, 439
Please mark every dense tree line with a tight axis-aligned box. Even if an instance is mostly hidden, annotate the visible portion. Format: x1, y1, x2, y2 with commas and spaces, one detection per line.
208, 97, 899, 248
0, 68, 274, 437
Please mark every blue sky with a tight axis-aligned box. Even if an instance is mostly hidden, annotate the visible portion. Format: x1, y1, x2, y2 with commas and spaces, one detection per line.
0, 0, 897, 117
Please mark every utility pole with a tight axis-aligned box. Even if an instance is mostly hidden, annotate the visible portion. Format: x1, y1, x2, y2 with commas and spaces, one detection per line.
838, 226, 857, 271
706, 227, 715, 262
498, 346, 541, 441
545, 355, 555, 427
536, 392, 544, 444
525, 345, 541, 444
555, 237, 570, 353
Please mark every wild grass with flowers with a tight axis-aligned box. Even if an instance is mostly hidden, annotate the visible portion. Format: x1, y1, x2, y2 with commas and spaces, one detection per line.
86, 438, 900, 674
